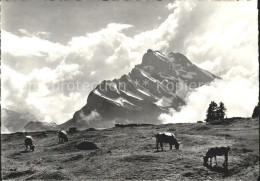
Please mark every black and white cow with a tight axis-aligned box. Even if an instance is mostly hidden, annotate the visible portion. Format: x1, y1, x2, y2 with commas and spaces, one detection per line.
42, 131, 47, 137
203, 146, 230, 167
24, 136, 35, 151
156, 132, 180, 151
69, 127, 77, 133
58, 130, 68, 143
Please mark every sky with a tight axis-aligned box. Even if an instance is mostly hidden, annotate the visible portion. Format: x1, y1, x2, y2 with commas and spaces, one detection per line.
1, 1, 259, 125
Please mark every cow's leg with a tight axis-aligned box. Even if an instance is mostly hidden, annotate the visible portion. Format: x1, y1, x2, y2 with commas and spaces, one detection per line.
214, 156, 218, 165
160, 142, 163, 151
223, 155, 228, 167
156, 141, 159, 151
25, 145, 28, 151
226, 156, 228, 168
170, 144, 172, 150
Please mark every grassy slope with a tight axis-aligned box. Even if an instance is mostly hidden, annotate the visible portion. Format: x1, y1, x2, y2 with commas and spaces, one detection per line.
1, 118, 259, 180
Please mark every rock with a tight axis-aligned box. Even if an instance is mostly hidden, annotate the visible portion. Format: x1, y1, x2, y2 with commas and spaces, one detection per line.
76, 141, 98, 150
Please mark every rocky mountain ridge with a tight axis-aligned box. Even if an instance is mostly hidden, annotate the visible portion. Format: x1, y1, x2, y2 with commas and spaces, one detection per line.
60, 49, 218, 129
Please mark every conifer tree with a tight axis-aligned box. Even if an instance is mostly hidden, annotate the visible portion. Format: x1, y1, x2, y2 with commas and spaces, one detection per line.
252, 103, 260, 118
206, 101, 227, 122
217, 102, 226, 119
206, 101, 218, 122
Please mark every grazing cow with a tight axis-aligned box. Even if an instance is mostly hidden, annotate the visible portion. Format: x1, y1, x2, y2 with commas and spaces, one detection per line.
58, 131, 68, 143
156, 132, 180, 151
203, 146, 230, 167
24, 136, 35, 151
69, 127, 77, 133
42, 131, 47, 137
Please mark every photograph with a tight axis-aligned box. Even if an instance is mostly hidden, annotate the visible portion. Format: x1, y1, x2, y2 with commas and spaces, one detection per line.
1, 0, 259, 180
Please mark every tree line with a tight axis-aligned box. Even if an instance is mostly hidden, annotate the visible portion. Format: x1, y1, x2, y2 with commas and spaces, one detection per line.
205, 101, 259, 122
205, 101, 226, 122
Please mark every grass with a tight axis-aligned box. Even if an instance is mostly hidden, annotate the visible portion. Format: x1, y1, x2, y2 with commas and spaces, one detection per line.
1, 118, 259, 180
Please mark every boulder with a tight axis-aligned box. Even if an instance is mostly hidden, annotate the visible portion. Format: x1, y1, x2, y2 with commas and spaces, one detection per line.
76, 141, 98, 150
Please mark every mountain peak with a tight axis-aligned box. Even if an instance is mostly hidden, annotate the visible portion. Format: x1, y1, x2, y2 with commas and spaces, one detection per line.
142, 49, 193, 67
61, 50, 219, 130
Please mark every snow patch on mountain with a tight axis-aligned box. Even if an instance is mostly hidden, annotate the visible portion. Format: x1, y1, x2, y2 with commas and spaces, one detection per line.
121, 90, 143, 100
140, 69, 157, 82
137, 89, 151, 97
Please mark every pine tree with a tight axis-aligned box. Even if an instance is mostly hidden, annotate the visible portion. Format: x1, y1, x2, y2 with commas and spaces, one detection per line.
252, 103, 260, 118
205, 103, 213, 122
206, 101, 218, 122
217, 102, 226, 119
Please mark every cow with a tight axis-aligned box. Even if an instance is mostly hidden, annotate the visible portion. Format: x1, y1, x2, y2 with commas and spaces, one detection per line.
58, 130, 68, 143
115, 123, 124, 128
69, 127, 77, 133
42, 131, 47, 137
203, 146, 230, 168
156, 132, 180, 151
24, 136, 35, 151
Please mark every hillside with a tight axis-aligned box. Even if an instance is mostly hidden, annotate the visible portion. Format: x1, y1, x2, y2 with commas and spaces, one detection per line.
23, 121, 57, 132
1, 117, 258, 180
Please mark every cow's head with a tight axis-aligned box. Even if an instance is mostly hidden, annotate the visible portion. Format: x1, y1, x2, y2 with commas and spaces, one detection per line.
64, 137, 68, 142
203, 156, 208, 165
30, 145, 35, 151
175, 142, 180, 150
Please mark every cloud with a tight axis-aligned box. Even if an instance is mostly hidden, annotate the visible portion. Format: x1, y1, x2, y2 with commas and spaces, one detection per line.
79, 110, 101, 125
1, 64, 28, 109
18, 28, 30, 36
158, 1, 258, 123
18, 28, 50, 39
2, 30, 69, 62
159, 76, 258, 124
68, 23, 133, 59
196, 57, 223, 75
79, 110, 115, 128
35, 31, 50, 39
1, 63, 89, 124
167, 1, 258, 76
66, 23, 137, 81
1, 126, 11, 134
166, 2, 178, 10
1, 23, 136, 124
25, 91, 87, 124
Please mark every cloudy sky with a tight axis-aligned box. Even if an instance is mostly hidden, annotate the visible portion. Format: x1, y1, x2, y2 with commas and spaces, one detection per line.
1, 1, 258, 124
